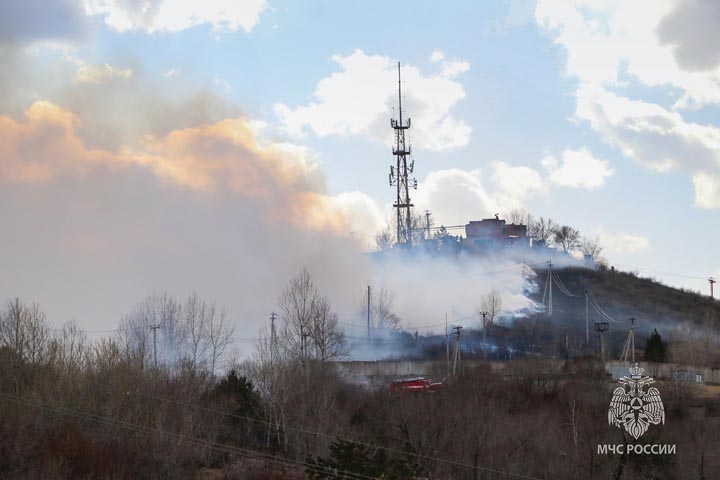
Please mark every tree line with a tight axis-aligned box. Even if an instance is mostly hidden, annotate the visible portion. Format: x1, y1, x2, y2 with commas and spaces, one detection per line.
2, 268, 718, 478
375, 207, 606, 261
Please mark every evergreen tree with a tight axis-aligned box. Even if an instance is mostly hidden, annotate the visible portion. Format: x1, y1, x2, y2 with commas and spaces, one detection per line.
644, 329, 667, 362
306, 440, 417, 479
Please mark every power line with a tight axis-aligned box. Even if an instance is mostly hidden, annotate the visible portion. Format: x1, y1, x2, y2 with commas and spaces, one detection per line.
0, 363, 540, 480
0, 391, 375, 480
613, 263, 707, 281
586, 290, 617, 323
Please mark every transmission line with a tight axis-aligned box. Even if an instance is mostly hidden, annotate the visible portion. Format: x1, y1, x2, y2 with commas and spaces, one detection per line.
0, 362, 540, 480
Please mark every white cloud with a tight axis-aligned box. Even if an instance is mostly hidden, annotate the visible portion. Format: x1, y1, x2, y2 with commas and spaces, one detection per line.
407, 150, 616, 229
490, 160, 546, 204
575, 83, 720, 206
413, 162, 546, 227
440, 59, 471, 79
274, 49, 472, 152
75, 62, 132, 83
84, 0, 268, 34
535, 0, 720, 108
164, 67, 181, 77
596, 229, 650, 255
430, 50, 445, 63
692, 172, 720, 209
541, 147, 613, 189
536, 0, 720, 208
414, 169, 498, 226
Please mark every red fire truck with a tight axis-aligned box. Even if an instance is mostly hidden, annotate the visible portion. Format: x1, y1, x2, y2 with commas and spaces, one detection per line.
389, 377, 444, 394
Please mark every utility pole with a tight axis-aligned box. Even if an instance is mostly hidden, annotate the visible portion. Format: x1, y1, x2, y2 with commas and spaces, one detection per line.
299, 324, 305, 359
300, 326, 310, 385
480, 311, 489, 360
710, 277, 716, 299
150, 324, 160, 368
594, 321, 609, 364
585, 290, 589, 345
424, 210, 431, 240
388, 62, 416, 247
630, 317, 635, 363
452, 325, 463, 376
270, 312, 277, 363
445, 314, 450, 377
620, 317, 636, 364
367, 285, 371, 339
548, 260, 553, 317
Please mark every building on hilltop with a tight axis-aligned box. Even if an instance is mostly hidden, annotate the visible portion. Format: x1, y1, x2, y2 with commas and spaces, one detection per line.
462, 214, 530, 251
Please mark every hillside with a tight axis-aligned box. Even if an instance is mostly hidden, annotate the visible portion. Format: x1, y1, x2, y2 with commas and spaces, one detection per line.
358, 265, 720, 365
536, 266, 718, 330
523, 265, 720, 362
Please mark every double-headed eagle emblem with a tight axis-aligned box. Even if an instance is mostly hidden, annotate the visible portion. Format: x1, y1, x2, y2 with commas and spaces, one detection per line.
608, 363, 665, 439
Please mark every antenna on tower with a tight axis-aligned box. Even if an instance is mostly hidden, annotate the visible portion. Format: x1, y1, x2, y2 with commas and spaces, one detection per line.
389, 62, 416, 247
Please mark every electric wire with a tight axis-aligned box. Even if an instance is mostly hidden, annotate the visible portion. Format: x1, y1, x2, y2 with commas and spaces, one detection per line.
613, 263, 707, 281
0, 365, 541, 480
117, 387, 542, 480
586, 290, 618, 323
551, 270, 577, 297
0, 390, 376, 480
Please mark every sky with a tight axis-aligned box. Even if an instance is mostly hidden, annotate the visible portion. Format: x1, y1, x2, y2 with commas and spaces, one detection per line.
0, 0, 719, 337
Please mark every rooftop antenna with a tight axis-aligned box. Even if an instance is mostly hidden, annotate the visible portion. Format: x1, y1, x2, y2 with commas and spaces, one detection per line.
389, 62, 416, 247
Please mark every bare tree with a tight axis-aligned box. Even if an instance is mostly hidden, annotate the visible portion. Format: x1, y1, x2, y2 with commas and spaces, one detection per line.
310, 296, 346, 361
480, 288, 504, 326
580, 237, 603, 259
247, 326, 299, 450
385, 212, 429, 245
528, 216, 556, 244
92, 337, 124, 373
279, 268, 319, 361
116, 306, 152, 369
182, 293, 210, 368
503, 208, 532, 225
516, 317, 539, 352
554, 225, 581, 252
0, 298, 51, 364
279, 268, 345, 364
477, 289, 503, 360
54, 320, 89, 371
116, 294, 182, 369
155, 293, 184, 366
359, 285, 402, 332
207, 307, 234, 374
375, 228, 394, 251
